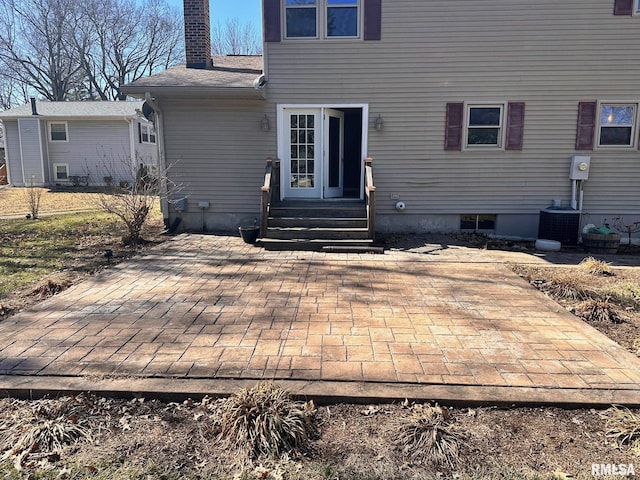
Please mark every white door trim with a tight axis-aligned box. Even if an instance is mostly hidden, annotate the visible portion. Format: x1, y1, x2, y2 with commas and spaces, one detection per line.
277, 103, 369, 201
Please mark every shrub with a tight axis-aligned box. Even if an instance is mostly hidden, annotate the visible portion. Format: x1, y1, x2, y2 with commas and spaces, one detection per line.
604, 406, 640, 454
217, 382, 316, 459
0, 397, 92, 470
393, 403, 465, 467
573, 297, 624, 324
579, 257, 613, 276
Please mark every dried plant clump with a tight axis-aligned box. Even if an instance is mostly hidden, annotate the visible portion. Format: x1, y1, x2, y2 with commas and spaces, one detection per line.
603, 281, 640, 311
579, 257, 614, 276
0, 397, 92, 470
604, 406, 640, 454
29, 277, 72, 298
217, 382, 316, 459
393, 403, 465, 467
574, 298, 624, 324
536, 270, 591, 301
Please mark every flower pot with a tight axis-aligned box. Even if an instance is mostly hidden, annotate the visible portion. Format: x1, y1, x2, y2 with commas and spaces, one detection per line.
582, 232, 621, 254
239, 226, 260, 244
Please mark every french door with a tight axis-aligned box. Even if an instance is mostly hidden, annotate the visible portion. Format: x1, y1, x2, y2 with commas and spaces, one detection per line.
281, 107, 344, 199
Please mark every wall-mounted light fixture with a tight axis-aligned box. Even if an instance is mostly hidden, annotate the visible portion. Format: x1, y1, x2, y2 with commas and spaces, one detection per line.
374, 114, 384, 131
261, 114, 270, 132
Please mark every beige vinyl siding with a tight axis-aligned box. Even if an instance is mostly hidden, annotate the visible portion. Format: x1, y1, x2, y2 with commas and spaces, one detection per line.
46, 119, 134, 182
265, 0, 640, 217
161, 98, 272, 217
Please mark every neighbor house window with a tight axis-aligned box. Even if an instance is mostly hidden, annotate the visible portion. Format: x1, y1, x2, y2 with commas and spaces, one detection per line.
327, 0, 359, 37
49, 122, 68, 142
285, 0, 317, 38
466, 105, 504, 148
53, 163, 69, 181
598, 103, 637, 147
140, 124, 156, 144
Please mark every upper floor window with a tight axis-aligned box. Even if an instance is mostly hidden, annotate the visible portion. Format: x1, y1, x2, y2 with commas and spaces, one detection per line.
48, 122, 68, 142
327, 0, 359, 37
598, 104, 637, 147
285, 0, 359, 39
285, 0, 317, 38
466, 105, 504, 148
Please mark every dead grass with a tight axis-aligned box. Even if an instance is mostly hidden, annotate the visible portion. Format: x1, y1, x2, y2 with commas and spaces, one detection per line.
579, 256, 614, 276
511, 264, 640, 355
392, 403, 464, 467
603, 406, 640, 455
0, 188, 103, 216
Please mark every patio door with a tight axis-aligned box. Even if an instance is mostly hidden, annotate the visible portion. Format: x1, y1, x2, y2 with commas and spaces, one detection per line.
324, 109, 344, 198
279, 105, 366, 200
283, 109, 321, 199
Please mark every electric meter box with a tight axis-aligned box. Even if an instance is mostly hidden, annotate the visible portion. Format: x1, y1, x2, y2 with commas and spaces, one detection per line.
570, 155, 591, 180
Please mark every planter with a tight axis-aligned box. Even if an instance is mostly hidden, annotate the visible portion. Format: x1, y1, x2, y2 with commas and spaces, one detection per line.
239, 226, 260, 244
582, 232, 621, 254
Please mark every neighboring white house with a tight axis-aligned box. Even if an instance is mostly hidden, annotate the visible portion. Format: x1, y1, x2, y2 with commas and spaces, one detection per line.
0, 100, 158, 187
123, 0, 640, 244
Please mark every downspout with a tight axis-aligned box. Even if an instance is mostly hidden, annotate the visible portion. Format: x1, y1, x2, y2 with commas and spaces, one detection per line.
144, 92, 169, 227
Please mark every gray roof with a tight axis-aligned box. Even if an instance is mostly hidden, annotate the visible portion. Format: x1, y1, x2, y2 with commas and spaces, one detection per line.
122, 56, 264, 97
0, 100, 145, 119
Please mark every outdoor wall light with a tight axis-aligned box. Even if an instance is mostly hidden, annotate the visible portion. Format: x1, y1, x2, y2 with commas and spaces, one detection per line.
374, 114, 384, 131
261, 114, 270, 132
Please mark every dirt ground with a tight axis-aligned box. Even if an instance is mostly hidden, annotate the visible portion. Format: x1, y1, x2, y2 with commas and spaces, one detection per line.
0, 395, 637, 480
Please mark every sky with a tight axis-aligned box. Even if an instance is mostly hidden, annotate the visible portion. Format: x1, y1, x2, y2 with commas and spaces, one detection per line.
165, 0, 263, 32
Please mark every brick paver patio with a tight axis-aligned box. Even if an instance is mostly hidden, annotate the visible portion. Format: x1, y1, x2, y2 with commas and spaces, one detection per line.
0, 234, 639, 403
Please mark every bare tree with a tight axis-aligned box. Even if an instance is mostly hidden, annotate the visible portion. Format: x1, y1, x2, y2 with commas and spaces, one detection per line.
74, 0, 183, 100
0, 71, 29, 110
0, 0, 83, 101
0, 0, 183, 102
211, 18, 262, 56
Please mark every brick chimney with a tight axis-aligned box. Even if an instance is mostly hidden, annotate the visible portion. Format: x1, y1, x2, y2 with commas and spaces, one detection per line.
184, 0, 211, 69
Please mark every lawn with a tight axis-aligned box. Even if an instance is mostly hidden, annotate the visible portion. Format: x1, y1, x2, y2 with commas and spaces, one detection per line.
0, 206, 163, 316
0, 187, 108, 216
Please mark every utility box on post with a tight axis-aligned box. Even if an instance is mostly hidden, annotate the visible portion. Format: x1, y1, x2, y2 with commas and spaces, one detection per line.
570, 155, 591, 180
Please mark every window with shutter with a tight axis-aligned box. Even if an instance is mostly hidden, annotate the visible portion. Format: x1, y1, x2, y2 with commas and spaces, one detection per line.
597, 103, 637, 148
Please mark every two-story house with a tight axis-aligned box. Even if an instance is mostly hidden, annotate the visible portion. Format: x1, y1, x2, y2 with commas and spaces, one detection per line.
123, 0, 640, 248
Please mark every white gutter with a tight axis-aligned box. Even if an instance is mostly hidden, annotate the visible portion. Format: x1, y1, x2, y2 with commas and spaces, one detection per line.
144, 92, 169, 225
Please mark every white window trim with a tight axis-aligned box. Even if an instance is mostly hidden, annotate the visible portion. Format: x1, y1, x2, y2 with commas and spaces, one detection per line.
140, 124, 156, 144
595, 101, 638, 149
284, 0, 361, 40
48, 121, 69, 143
53, 163, 69, 182
463, 103, 506, 150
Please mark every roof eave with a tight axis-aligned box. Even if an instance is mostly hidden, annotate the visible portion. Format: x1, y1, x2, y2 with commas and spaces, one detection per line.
122, 85, 267, 100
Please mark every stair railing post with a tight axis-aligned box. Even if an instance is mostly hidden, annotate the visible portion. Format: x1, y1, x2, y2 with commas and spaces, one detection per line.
260, 157, 273, 238
365, 157, 376, 242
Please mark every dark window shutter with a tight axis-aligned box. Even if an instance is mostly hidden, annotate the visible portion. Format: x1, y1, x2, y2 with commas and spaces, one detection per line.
263, 0, 281, 42
364, 0, 382, 41
576, 101, 597, 150
444, 103, 464, 151
137, 122, 142, 143
505, 102, 525, 151
614, 0, 633, 15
